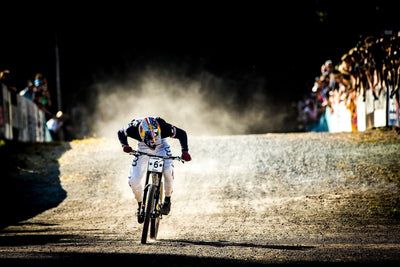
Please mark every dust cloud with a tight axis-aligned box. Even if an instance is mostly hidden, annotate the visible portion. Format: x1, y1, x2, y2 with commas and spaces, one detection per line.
90, 65, 291, 138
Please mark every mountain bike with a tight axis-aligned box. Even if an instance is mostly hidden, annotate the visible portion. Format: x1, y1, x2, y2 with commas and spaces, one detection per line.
130, 150, 183, 244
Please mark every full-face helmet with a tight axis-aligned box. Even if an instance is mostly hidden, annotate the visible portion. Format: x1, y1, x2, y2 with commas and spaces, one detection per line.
138, 117, 161, 149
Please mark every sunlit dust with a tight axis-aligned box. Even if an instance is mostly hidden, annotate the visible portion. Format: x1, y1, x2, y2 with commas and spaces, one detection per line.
89, 65, 291, 138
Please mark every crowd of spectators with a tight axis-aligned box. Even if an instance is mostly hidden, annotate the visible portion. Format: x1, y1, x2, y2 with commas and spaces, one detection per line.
297, 29, 400, 132
1, 70, 88, 141
19, 73, 53, 118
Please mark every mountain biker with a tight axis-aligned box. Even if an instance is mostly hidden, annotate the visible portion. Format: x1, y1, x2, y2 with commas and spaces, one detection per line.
117, 116, 191, 223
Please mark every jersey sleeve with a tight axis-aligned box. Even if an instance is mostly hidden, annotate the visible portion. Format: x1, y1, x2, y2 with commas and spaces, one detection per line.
117, 127, 129, 147
174, 126, 189, 151
117, 120, 142, 147
157, 118, 189, 151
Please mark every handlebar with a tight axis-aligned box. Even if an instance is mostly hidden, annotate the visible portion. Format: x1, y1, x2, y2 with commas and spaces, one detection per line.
129, 150, 184, 162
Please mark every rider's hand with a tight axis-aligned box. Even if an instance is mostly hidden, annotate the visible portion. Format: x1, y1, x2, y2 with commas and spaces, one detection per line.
123, 145, 133, 153
182, 150, 191, 161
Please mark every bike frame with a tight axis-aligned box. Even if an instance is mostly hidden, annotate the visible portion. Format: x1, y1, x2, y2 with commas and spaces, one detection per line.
142, 157, 164, 220
129, 150, 182, 244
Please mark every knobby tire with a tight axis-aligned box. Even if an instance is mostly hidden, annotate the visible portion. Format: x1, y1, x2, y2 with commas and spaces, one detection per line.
150, 181, 163, 240
141, 185, 156, 244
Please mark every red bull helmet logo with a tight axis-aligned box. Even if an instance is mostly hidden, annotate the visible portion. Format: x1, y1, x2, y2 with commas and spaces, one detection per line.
139, 117, 161, 149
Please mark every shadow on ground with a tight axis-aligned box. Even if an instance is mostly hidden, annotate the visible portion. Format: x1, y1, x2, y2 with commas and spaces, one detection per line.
160, 239, 315, 250
0, 141, 70, 229
0, 251, 398, 266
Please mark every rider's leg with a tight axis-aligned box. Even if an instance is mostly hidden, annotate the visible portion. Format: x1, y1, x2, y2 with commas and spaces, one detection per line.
163, 165, 174, 197
157, 140, 174, 215
161, 164, 173, 215
157, 140, 174, 198
129, 155, 148, 223
128, 155, 147, 203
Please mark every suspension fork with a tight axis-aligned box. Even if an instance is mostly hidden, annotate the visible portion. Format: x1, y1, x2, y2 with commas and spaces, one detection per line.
143, 171, 163, 210
142, 171, 151, 207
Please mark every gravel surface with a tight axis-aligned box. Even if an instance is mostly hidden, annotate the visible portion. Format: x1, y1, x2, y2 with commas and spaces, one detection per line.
0, 129, 400, 265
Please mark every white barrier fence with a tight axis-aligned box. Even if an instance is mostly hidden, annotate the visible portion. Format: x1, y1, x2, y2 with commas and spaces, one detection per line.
1, 84, 51, 142
326, 85, 399, 133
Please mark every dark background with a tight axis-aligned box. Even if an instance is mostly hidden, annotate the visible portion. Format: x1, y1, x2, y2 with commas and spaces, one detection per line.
1, 1, 399, 131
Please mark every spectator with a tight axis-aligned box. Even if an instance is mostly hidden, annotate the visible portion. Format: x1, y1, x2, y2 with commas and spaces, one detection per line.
303, 98, 318, 131
46, 111, 64, 141
346, 89, 358, 131
363, 36, 380, 100
0, 70, 17, 92
321, 59, 334, 76
19, 80, 36, 100
34, 73, 52, 113
334, 72, 351, 101
318, 74, 331, 101
338, 54, 355, 92
33, 88, 53, 118
313, 80, 329, 132
348, 46, 367, 101
297, 95, 309, 131
1, 70, 18, 108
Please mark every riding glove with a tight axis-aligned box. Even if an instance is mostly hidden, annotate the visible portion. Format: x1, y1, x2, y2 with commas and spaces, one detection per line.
182, 150, 191, 161
123, 145, 133, 153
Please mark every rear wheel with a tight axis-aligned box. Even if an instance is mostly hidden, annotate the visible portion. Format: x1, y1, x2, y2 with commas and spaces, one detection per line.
150, 217, 160, 240
141, 185, 155, 244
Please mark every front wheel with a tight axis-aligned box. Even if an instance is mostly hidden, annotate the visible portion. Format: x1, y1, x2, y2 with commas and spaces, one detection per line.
150, 181, 163, 240
141, 185, 156, 244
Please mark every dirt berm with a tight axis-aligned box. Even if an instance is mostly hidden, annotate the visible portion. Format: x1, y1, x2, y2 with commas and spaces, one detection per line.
0, 129, 400, 266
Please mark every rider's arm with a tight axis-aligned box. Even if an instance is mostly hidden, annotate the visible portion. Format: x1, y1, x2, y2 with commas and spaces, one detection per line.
117, 127, 129, 147
117, 122, 141, 147
157, 118, 189, 151
173, 127, 189, 152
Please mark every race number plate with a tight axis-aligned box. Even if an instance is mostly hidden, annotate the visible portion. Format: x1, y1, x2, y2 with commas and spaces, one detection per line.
148, 157, 164, 173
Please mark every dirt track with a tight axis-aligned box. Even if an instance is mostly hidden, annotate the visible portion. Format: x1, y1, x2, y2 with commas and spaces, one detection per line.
1, 130, 400, 265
